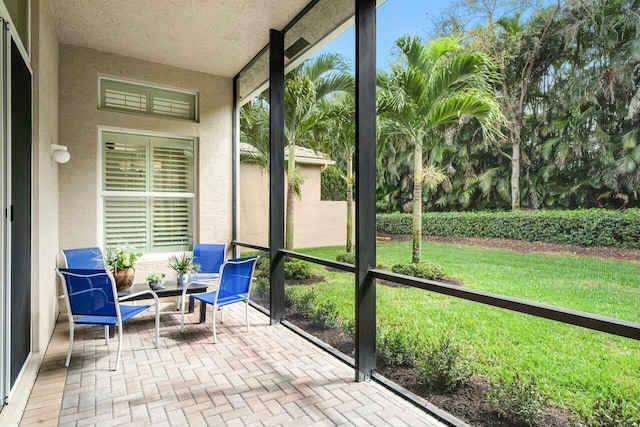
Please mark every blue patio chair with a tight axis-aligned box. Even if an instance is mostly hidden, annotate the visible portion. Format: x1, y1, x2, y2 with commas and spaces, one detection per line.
190, 243, 226, 282
180, 256, 258, 343
56, 268, 160, 370
62, 247, 105, 269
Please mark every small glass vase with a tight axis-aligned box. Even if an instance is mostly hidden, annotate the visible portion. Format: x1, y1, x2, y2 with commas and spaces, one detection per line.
177, 272, 188, 285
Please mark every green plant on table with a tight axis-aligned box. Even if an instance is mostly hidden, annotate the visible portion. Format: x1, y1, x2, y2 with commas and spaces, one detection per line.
104, 244, 142, 270
168, 252, 200, 274
146, 272, 165, 284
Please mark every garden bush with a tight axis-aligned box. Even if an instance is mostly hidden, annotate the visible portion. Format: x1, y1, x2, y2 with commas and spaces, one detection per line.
377, 328, 424, 366
284, 258, 313, 280
252, 277, 270, 298
248, 251, 270, 277
376, 208, 640, 248
312, 300, 340, 328
251, 252, 312, 280
487, 374, 547, 427
287, 288, 341, 328
342, 318, 355, 338
417, 336, 472, 392
336, 251, 355, 264
391, 261, 446, 280
287, 287, 318, 317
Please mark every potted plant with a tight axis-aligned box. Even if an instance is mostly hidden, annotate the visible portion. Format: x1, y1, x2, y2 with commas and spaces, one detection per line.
146, 272, 166, 291
104, 244, 143, 291
168, 252, 200, 284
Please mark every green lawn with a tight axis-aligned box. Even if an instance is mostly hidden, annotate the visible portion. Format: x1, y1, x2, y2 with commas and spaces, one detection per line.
288, 242, 640, 414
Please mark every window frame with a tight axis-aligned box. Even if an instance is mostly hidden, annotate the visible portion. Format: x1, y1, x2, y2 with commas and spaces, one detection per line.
98, 76, 199, 122
98, 128, 199, 256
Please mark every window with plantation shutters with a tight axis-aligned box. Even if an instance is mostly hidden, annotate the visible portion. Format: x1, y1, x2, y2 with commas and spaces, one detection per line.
99, 78, 197, 121
101, 131, 196, 253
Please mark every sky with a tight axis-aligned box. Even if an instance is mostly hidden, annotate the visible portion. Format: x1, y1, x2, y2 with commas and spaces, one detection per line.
315, 0, 450, 69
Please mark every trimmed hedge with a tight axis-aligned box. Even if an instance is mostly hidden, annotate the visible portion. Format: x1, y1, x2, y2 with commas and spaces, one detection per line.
376, 209, 640, 249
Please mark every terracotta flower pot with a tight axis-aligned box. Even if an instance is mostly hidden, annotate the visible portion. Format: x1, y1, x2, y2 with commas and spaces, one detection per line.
113, 267, 135, 291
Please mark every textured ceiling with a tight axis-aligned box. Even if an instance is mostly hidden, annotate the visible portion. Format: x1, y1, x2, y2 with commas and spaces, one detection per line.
51, 0, 311, 77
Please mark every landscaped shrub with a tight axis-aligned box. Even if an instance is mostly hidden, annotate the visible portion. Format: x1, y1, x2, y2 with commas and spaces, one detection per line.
417, 336, 472, 392
287, 287, 318, 317
336, 251, 355, 264
248, 251, 270, 277
253, 277, 270, 298
321, 165, 346, 201
313, 300, 340, 328
376, 208, 640, 248
287, 288, 341, 328
391, 261, 446, 280
487, 374, 547, 427
342, 318, 355, 338
573, 397, 640, 427
377, 328, 424, 366
284, 258, 313, 280
252, 253, 313, 280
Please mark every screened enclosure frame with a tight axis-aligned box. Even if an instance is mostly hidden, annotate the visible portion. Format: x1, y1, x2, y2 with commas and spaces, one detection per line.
231, 0, 640, 424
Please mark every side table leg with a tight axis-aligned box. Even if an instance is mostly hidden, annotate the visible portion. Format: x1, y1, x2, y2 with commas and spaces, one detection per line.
199, 301, 207, 323
188, 296, 195, 314
109, 325, 115, 338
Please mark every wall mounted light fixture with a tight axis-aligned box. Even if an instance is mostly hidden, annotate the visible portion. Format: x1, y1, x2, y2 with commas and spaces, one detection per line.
51, 144, 70, 163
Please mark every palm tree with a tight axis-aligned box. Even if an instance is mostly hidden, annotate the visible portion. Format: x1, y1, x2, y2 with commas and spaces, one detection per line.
378, 35, 503, 263
322, 92, 356, 252
239, 96, 270, 169
282, 53, 352, 250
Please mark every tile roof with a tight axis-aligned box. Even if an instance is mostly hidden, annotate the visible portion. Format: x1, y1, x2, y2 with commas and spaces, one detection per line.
240, 142, 334, 165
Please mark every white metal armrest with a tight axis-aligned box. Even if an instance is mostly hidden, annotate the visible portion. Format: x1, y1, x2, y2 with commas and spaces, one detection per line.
119, 290, 158, 302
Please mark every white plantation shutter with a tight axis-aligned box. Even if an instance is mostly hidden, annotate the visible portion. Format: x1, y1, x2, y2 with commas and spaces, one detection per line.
152, 198, 193, 251
100, 78, 197, 121
102, 131, 195, 254
103, 136, 147, 191
151, 142, 194, 193
104, 198, 148, 249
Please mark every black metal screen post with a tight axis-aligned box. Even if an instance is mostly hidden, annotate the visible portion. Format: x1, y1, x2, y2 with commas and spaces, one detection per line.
232, 76, 238, 258
354, 0, 377, 382
269, 29, 286, 325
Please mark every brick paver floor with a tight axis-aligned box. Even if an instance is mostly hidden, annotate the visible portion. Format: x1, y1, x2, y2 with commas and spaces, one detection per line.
20, 302, 447, 426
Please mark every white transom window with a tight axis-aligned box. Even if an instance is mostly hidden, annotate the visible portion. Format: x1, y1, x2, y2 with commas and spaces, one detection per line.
101, 130, 196, 253
99, 77, 198, 121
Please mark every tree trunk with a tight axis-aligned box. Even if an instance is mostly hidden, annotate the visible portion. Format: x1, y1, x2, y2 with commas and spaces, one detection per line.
285, 144, 296, 250
346, 155, 353, 253
511, 123, 521, 211
412, 142, 423, 264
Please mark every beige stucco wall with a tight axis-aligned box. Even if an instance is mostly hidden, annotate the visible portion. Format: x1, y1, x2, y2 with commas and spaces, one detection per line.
32, 0, 60, 353
238, 163, 349, 249
58, 45, 233, 281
